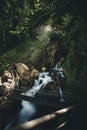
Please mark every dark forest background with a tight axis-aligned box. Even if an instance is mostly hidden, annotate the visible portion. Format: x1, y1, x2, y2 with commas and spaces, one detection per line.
0, 0, 87, 95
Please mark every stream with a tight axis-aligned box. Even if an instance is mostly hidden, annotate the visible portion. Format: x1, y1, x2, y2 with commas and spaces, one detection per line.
3, 100, 58, 130
3, 85, 64, 130
2, 65, 65, 130
3, 100, 37, 130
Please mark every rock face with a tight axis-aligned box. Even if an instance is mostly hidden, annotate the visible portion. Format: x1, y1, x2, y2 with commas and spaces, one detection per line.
44, 42, 58, 67
33, 35, 68, 70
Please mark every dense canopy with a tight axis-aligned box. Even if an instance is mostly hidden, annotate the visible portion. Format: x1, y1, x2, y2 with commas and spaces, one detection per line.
0, 0, 87, 94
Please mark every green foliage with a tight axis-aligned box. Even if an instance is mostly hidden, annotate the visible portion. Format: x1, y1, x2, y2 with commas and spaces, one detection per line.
0, 39, 48, 74
0, 0, 87, 95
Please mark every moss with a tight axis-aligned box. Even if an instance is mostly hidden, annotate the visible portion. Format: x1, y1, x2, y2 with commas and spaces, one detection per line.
0, 39, 48, 71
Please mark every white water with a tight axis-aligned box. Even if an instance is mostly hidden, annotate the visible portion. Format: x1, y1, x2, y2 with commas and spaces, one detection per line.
3, 65, 65, 130
3, 100, 37, 130
21, 72, 53, 97
59, 71, 65, 78
16, 100, 36, 124
58, 86, 65, 103
51, 64, 63, 72
21, 65, 65, 103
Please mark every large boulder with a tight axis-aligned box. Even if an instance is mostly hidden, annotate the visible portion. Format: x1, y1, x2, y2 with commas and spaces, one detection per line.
14, 63, 30, 77
0, 70, 16, 96
1, 70, 13, 83
13, 63, 35, 88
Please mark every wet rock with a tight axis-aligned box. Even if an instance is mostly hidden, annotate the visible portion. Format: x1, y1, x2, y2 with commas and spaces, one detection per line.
14, 63, 30, 77
30, 69, 39, 79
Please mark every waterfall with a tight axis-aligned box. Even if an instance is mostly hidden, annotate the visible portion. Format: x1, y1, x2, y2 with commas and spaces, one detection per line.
59, 71, 65, 78
21, 65, 65, 103
16, 100, 36, 125
58, 86, 65, 103
21, 72, 53, 97
3, 101, 37, 130
51, 63, 63, 72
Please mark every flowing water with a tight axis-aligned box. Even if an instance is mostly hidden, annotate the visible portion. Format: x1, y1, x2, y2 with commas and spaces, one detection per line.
3, 100, 37, 130
58, 86, 65, 103
16, 101, 37, 124
3, 65, 65, 130
3, 100, 58, 130
21, 72, 53, 97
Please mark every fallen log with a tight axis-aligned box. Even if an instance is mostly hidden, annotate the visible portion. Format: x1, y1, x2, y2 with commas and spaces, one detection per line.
8, 106, 74, 130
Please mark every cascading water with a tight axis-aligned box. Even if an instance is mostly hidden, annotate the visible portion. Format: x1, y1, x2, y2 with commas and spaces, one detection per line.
51, 64, 63, 72
16, 100, 37, 125
3, 100, 37, 130
59, 71, 65, 78
58, 86, 65, 103
22, 64, 65, 103
3, 64, 66, 130
21, 72, 53, 97
51, 64, 65, 102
